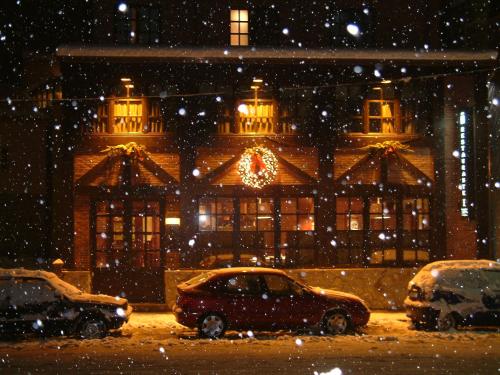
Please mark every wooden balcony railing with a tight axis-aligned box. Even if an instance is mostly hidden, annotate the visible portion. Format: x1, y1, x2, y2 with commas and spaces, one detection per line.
217, 99, 297, 135
236, 99, 277, 134
92, 97, 166, 134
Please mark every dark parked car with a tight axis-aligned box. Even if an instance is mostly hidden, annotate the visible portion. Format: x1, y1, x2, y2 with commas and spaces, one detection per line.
173, 267, 370, 338
0, 268, 132, 338
404, 260, 500, 331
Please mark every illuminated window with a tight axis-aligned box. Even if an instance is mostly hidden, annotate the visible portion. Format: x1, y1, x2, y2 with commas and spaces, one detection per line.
230, 9, 249, 46
199, 198, 234, 231
364, 99, 400, 133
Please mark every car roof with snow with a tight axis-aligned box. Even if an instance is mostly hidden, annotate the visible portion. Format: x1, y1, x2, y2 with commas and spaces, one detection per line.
419, 260, 500, 272
0, 268, 58, 279
208, 267, 287, 277
410, 260, 500, 289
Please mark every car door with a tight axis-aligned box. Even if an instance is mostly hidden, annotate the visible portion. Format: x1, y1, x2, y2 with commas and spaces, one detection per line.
8, 278, 65, 334
261, 274, 316, 329
0, 277, 17, 332
217, 274, 267, 330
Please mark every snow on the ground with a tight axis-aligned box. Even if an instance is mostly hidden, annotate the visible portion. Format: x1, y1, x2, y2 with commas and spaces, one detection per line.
1, 312, 498, 374
1, 311, 498, 350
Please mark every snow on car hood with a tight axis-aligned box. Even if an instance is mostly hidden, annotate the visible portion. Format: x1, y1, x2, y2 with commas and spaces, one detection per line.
66, 292, 127, 306
311, 287, 368, 306
48, 275, 127, 306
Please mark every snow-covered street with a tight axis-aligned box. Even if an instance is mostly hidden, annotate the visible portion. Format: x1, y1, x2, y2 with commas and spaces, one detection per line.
1, 312, 498, 374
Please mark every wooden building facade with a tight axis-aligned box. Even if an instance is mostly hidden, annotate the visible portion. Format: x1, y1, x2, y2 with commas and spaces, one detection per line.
1, 0, 497, 302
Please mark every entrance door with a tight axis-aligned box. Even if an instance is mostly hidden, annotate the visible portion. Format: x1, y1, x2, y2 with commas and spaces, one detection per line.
91, 199, 165, 303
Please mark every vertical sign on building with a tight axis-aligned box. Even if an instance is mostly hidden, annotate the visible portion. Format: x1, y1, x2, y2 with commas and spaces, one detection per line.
458, 110, 471, 217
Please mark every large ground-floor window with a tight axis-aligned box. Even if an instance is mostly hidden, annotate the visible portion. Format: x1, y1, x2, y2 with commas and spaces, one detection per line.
334, 195, 431, 266
91, 197, 179, 269
197, 196, 316, 268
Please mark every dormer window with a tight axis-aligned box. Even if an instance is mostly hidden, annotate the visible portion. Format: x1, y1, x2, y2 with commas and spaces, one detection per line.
230, 9, 249, 46
363, 98, 400, 133
346, 84, 421, 135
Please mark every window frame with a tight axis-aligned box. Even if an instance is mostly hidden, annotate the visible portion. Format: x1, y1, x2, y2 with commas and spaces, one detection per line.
230, 9, 249, 46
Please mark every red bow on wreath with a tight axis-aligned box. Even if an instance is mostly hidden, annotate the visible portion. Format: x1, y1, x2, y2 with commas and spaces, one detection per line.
250, 153, 267, 175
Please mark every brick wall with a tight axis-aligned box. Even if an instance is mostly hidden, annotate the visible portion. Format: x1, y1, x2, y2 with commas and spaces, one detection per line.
442, 99, 477, 259
73, 193, 90, 270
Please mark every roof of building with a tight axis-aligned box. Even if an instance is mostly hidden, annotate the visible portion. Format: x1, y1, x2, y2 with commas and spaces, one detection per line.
56, 46, 498, 66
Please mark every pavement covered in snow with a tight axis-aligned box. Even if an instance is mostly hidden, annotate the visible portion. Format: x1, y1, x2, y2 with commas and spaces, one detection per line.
0, 312, 499, 374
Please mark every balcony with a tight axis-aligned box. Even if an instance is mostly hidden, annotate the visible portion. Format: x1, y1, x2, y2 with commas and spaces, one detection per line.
92, 97, 165, 134
217, 99, 295, 135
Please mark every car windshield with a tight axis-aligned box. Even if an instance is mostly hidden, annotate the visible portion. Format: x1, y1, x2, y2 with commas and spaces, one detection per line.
184, 272, 213, 286
48, 275, 84, 296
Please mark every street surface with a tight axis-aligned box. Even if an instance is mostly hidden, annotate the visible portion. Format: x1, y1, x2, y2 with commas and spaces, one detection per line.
0, 312, 499, 374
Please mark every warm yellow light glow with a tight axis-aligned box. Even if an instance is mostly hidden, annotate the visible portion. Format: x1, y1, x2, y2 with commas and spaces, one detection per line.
121, 78, 131, 82
238, 146, 278, 189
165, 217, 181, 225
372, 87, 382, 91
237, 103, 249, 114
253, 78, 263, 83
125, 84, 134, 89
381, 80, 392, 84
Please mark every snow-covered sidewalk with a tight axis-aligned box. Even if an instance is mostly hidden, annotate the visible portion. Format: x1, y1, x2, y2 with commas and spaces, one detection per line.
1, 312, 499, 374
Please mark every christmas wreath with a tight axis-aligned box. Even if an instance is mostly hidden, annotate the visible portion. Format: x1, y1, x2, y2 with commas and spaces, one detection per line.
238, 146, 278, 189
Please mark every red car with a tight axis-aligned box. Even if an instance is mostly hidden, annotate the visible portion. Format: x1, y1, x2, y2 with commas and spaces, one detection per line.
173, 267, 370, 338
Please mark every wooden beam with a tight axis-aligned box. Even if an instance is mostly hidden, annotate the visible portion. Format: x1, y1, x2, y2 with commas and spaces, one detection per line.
334, 151, 375, 184
199, 153, 242, 184
141, 156, 179, 186
394, 152, 434, 182
75, 156, 113, 189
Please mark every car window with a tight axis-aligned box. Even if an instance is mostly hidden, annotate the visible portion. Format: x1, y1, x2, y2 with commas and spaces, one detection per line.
458, 270, 484, 289
482, 270, 500, 289
9, 278, 59, 306
0, 279, 11, 304
263, 275, 302, 296
222, 275, 261, 295
183, 272, 213, 286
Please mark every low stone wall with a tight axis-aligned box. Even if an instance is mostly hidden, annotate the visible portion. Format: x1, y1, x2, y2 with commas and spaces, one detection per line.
61, 270, 92, 293
165, 268, 420, 310
61, 268, 419, 310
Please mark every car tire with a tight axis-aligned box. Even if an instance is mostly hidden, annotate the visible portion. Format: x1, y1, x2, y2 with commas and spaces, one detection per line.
77, 318, 107, 339
411, 320, 424, 330
435, 313, 457, 331
198, 313, 226, 339
323, 310, 350, 335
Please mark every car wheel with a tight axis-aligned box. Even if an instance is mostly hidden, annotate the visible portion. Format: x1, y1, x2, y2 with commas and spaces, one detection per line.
411, 320, 424, 330
436, 313, 457, 331
323, 310, 350, 335
198, 313, 226, 339
78, 319, 107, 339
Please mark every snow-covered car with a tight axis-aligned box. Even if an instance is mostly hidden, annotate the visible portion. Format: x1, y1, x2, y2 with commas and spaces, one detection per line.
404, 260, 500, 331
0, 268, 132, 338
173, 267, 370, 338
